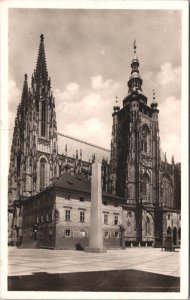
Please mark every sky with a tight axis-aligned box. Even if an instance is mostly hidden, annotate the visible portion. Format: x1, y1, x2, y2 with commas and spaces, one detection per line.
8, 8, 182, 162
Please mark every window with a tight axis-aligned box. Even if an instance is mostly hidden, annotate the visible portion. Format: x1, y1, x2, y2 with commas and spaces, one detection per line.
114, 215, 119, 225
36, 216, 39, 224
80, 230, 87, 237
161, 176, 173, 207
80, 211, 85, 223
40, 157, 46, 189
46, 214, 49, 222
65, 210, 71, 221
41, 215, 44, 223
114, 232, 120, 238
41, 101, 46, 137
104, 214, 108, 225
104, 231, 109, 239
146, 216, 151, 235
54, 166, 57, 178
168, 214, 170, 220
64, 229, 71, 237
142, 173, 150, 201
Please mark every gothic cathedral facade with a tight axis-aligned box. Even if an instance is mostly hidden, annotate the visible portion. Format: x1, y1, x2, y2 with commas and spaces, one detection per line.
8, 35, 181, 249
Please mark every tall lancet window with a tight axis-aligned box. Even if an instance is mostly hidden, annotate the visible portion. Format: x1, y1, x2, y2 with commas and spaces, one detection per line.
41, 101, 47, 137
142, 173, 150, 201
40, 157, 47, 189
161, 176, 173, 208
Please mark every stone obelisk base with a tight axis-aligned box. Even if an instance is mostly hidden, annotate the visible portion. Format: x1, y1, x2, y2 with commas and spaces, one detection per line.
85, 247, 107, 253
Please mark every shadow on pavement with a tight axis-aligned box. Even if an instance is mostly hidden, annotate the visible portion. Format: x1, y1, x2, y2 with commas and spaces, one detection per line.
8, 269, 180, 292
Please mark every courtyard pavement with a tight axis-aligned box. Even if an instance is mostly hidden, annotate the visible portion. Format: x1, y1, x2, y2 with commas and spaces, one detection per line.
8, 247, 180, 291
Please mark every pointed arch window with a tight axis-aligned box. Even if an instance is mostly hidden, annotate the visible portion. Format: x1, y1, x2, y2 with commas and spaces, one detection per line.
41, 101, 47, 137
40, 157, 47, 189
161, 176, 173, 208
141, 125, 150, 154
142, 173, 150, 202
146, 216, 151, 235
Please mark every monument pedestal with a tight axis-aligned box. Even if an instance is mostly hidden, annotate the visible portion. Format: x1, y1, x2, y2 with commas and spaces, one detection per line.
84, 247, 107, 253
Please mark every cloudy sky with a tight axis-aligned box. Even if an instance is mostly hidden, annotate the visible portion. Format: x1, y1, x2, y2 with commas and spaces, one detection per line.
8, 8, 182, 162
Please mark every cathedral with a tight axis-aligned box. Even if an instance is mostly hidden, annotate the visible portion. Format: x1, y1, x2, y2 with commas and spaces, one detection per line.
8, 35, 181, 249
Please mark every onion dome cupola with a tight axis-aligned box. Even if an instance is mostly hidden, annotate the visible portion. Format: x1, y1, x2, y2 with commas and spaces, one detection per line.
128, 40, 143, 93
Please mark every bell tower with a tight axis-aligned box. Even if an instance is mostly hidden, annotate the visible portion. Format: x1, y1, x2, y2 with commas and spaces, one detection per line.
110, 41, 160, 241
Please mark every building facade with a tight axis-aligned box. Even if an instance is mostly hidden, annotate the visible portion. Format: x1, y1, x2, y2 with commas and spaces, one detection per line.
8, 35, 181, 249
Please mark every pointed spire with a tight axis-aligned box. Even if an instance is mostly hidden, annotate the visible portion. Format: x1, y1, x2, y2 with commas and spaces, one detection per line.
21, 74, 29, 107
164, 152, 168, 163
133, 39, 137, 59
128, 40, 142, 93
171, 155, 175, 165
35, 34, 48, 82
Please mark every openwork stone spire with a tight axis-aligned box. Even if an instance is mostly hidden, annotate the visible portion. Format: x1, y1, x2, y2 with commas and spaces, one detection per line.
21, 74, 29, 106
35, 34, 48, 82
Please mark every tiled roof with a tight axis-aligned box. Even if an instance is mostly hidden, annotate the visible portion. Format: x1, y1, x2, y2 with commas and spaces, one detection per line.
54, 173, 124, 202
54, 173, 91, 193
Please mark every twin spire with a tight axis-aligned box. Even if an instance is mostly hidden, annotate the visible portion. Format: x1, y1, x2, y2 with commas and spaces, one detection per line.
20, 34, 49, 112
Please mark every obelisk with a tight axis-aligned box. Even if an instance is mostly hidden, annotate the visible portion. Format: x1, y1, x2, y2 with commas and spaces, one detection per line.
85, 162, 107, 253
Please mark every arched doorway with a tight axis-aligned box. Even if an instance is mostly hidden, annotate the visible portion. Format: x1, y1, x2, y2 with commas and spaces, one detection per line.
173, 227, 177, 245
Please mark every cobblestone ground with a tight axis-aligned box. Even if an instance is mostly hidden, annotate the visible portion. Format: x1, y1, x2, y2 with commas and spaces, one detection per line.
8, 247, 180, 292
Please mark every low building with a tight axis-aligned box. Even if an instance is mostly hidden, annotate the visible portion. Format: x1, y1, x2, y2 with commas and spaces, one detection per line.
20, 173, 125, 250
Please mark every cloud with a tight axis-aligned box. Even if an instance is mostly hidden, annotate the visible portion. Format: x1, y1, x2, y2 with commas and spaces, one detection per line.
91, 75, 120, 91
8, 79, 20, 112
143, 62, 181, 101
55, 75, 121, 148
8, 79, 21, 150
159, 96, 181, 162
54, 82, 80, 103
156, 62, 181, 87
65, 118, 107, 146
143, 63, 181, 162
